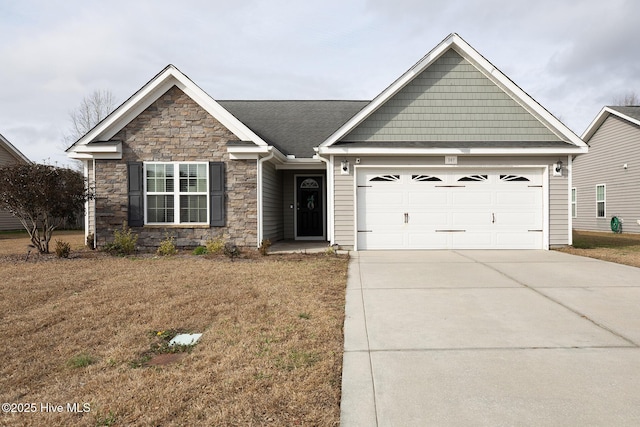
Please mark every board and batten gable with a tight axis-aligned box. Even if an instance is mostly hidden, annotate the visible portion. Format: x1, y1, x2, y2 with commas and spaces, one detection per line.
574, 114, 640, 233
341, 49, 562, 143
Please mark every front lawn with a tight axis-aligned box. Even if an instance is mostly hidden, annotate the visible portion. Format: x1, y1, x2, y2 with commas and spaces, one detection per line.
0, 231, 348, 426
557, 230, 640, 268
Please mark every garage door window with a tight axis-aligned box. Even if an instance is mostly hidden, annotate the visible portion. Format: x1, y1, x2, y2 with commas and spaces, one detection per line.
370, 174, 400, 182
458, 174, 487, 182
500, 174, 530, 182
412, 174, 443, 182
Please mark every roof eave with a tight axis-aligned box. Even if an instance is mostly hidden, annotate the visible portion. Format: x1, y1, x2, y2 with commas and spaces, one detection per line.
66, 65, 270, 158
317, 146, 588, 156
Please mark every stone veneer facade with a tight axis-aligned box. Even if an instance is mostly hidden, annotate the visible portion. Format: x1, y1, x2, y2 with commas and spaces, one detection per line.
93, 86, 257, 250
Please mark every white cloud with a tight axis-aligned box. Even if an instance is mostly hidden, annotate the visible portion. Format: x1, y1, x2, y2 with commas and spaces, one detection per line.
1, 0, 639, 164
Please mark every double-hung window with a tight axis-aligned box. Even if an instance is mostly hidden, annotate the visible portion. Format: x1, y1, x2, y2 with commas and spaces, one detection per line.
571, 188, 577, 218
145, 162, 209, 224
596, 184, 606, 218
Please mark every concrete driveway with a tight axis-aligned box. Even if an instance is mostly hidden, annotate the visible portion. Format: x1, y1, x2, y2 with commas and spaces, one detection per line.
341, 250, 640, 426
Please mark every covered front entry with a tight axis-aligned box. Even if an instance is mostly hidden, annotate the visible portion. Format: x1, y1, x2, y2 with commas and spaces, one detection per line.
356, 168, 544, 250
295, 175, 325, 239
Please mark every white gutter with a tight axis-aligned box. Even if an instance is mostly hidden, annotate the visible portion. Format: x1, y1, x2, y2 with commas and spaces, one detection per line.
257, 147, 275, 247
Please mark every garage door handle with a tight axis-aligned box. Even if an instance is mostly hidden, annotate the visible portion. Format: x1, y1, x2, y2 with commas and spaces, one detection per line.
492, 213, 495, 223
404, 213, 409, 223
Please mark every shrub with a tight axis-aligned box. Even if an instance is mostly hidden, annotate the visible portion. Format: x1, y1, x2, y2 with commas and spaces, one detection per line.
86, 232, 95, 250
224, 243, 240, 260
54, 240, 71, 258
259, 239, 271, 256
206, 237, 225, 254
104, 223, 138, 255
157, 233, 178, 256
193, 246, 208, 256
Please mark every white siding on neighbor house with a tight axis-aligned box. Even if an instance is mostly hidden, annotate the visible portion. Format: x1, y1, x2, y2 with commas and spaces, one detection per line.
332, 156, 570, 249
573, 115, 640, 233
261, 161, 283, 242
342, 49, 562, 143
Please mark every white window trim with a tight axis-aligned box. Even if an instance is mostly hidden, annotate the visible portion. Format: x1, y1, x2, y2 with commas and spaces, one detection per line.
571, 187, 577, 218
596, 184, 606, 218
144, 162, 210, 225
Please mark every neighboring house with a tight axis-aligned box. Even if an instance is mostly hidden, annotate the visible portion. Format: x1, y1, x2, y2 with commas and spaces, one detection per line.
67, 33, 587, 251
573, 106, 640, 233
0, 133, 31, 231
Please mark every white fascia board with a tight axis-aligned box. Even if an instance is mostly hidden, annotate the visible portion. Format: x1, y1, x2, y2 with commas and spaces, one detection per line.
318, 146, 588, 156
71, 141, 122, 153
68, 65, 268, 152
320, 36, 455, 148
320, 33, 586, 150
0, 133, 31, 163
581, 106, 610, 142
68, 151, 123, 160
450, 36, 587, 149
581, 106, 640, 142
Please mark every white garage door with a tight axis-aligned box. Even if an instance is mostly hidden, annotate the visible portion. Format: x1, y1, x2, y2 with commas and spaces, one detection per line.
357, 168, 544, 250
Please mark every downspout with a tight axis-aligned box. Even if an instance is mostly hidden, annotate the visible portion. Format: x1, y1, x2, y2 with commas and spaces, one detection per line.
567, 154, 573, 246
314, 150, 332, 244
257, 147, 274, 247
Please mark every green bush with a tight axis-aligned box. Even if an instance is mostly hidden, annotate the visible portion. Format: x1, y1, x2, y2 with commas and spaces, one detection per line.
54, 240, 71, 258
104, 223, 138, 255
157, 233, 178, 256
206, 237, 225, 254
193, 246, 208, 255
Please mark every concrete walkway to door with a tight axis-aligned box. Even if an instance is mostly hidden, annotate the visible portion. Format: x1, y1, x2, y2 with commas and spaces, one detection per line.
341, 250, 640, 426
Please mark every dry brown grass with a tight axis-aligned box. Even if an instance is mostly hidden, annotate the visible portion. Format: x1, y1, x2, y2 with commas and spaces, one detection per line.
0, 231, 348, 426
557, 230, 640, 268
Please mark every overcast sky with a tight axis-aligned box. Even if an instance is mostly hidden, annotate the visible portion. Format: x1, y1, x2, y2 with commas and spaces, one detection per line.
1, 0, 639, 167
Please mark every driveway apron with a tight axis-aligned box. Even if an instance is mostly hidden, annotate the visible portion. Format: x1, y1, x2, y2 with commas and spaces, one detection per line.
340, 250, 640, 426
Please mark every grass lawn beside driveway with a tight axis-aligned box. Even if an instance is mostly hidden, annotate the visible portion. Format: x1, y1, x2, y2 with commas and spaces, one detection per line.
0, 231, 348, 426
557, 230, 640, 268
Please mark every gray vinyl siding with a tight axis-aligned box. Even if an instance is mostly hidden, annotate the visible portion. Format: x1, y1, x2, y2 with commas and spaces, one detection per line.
283, 172, 295, 239
332, 155, 570, 249
334, 163, 354, 247
342, 49, 561, 143
573, 115, 640, 233
549, 173, 569, 247
261, 161, 283, 242
0, 142, 27, 230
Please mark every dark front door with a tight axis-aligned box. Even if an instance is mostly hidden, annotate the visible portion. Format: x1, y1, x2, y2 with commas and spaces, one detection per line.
296, 176, 323, 237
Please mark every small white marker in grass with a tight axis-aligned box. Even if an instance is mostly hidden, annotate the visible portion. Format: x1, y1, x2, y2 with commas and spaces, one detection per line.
169, 333, 202, 347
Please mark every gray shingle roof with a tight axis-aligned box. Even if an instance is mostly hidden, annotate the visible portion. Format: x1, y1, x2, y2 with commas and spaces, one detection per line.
218, 100, 368, 158
608, 106, 640, 122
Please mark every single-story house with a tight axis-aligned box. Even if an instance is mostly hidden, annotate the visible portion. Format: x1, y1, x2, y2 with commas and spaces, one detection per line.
67, 33, 587, 251
573, 106, 640, 233
0, 133, 31, 231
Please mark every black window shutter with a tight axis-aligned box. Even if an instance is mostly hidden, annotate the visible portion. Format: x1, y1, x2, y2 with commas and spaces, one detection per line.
210, 162, 225, 226
127, 162, 144, 227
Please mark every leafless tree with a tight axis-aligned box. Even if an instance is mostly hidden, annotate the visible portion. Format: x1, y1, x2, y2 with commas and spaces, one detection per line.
612, 91, 639, 106
64, 89, 116, 146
